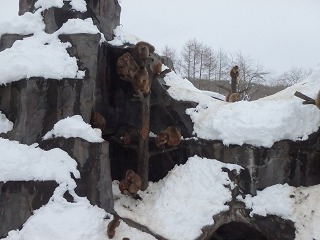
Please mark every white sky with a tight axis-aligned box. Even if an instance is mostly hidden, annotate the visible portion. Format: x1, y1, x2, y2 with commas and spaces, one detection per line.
120, 0, 320, 74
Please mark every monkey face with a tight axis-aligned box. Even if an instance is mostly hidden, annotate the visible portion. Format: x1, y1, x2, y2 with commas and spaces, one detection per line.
156, 132, 168, 144
126, 170, 135, 181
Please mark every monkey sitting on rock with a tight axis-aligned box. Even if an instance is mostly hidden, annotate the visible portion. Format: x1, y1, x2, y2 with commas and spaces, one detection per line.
107, 215, 120, 239
230, 65, 239, 81
131, 66, 150, 97
90, 111, 107, 133
155, 126, 181, 149
134, 41, 155, 64
116, 52, 139, 79
226, 92, 240, 103
119, 170, 142, 200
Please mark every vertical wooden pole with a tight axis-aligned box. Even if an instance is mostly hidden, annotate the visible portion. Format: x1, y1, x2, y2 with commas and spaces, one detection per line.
137, 94, 150, 191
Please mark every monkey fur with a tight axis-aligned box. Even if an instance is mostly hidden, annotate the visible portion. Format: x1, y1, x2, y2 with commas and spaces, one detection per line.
91, 111, 106, 132
119, 170, 142, 200
155, 126, 181, 149
152, 59, 162, 76
230, 65, 239, 80
226, 92, 240, 103
116, 52, 139, 79
131, 66, 150, 96
134, 41, 155, 63
107, 215, 120, 239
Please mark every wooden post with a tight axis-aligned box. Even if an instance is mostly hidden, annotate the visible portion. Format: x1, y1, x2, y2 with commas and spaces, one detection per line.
137, 93, 150, 191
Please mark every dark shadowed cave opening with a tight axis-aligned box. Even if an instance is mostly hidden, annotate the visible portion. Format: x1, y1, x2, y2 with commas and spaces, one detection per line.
210, 222, 267, 240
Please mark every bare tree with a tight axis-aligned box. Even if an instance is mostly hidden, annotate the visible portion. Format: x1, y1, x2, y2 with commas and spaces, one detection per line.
161, 45, 178, 71
274, 66, 311, 87
229, 52, 270, 100
215, 48, 229, 81
203, 47, 217, 81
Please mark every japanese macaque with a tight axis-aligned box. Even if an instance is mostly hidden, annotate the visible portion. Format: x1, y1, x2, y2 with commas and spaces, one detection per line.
226, 92, 240, 103
107, 216, 120, 239
155, 126, 181, 149
134, 41, 155, 62
131, 66, 150, 96
91, 111, 106, 132
152, 59, 162, 76
230, 65, 239, 80
295, 90, 320, 109
116, 52, 138, 79
119, 170, 142, 200
113, 125, 139, 146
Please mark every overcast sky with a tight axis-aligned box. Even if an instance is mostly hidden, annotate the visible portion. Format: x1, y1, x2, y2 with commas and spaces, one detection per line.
120, 0, 320, 74
1, 0, 319, 75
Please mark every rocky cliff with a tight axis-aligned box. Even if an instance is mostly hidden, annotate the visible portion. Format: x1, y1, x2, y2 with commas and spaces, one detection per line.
0, 0, 319, 239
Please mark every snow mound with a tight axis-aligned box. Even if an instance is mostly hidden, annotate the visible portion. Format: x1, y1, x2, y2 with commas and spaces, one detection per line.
43, 115, 104, 143
164, 65, 320, 148
0, 112, 13, 134
114, 156, 242, 240
108, 25, 141, 46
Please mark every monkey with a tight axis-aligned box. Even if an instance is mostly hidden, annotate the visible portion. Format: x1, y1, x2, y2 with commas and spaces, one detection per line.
230, 65, 239, 80
155, 126, 181, 149
226, 92, 240, 103
116, 52, 139, 79
155, 130, 168, 149
107, 215, 120, 239
166, 126, 181, 147
131, 66, 150, 97
113, 124, 139, 146
152, 59, 162, 76
90, 111, 106, 132
316, 91, 320, 109
134, 41, 155, 63
295, 90, 320, 109
119, 170, 142, 200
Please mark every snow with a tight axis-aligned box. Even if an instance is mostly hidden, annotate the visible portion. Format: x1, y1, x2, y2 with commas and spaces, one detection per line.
1, 2, 320, 240
108, 25, 141, 46
163, 65, 320, 148
241, 183, 320, 240
114, 156, 242, 240
35, 0, 87, 12
43, 115, 104, 143
0, 138, 79, 185
0, 112, 13, 134
0, 3, 104, 85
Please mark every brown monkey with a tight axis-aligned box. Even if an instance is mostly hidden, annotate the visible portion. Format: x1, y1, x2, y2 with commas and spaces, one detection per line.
226, 92, 240, 103
113, 125, 139, 146
166, 126, 181, 147
107, 216, 120, 239
155, 126, 181, 149
90, 112, 106, 132
116, 52, 138, 79
155, 130, 168, 149
134, 41, 155, 62
119, 170, 142, 199
316, 91, 320, 109
152, 59, 162, 76
132, 66, 150, 96
120, 131, 131, 145
230, 65, 239, 80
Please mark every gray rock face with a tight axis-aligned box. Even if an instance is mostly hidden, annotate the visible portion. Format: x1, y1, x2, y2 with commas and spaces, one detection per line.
0, 0, 119, 237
